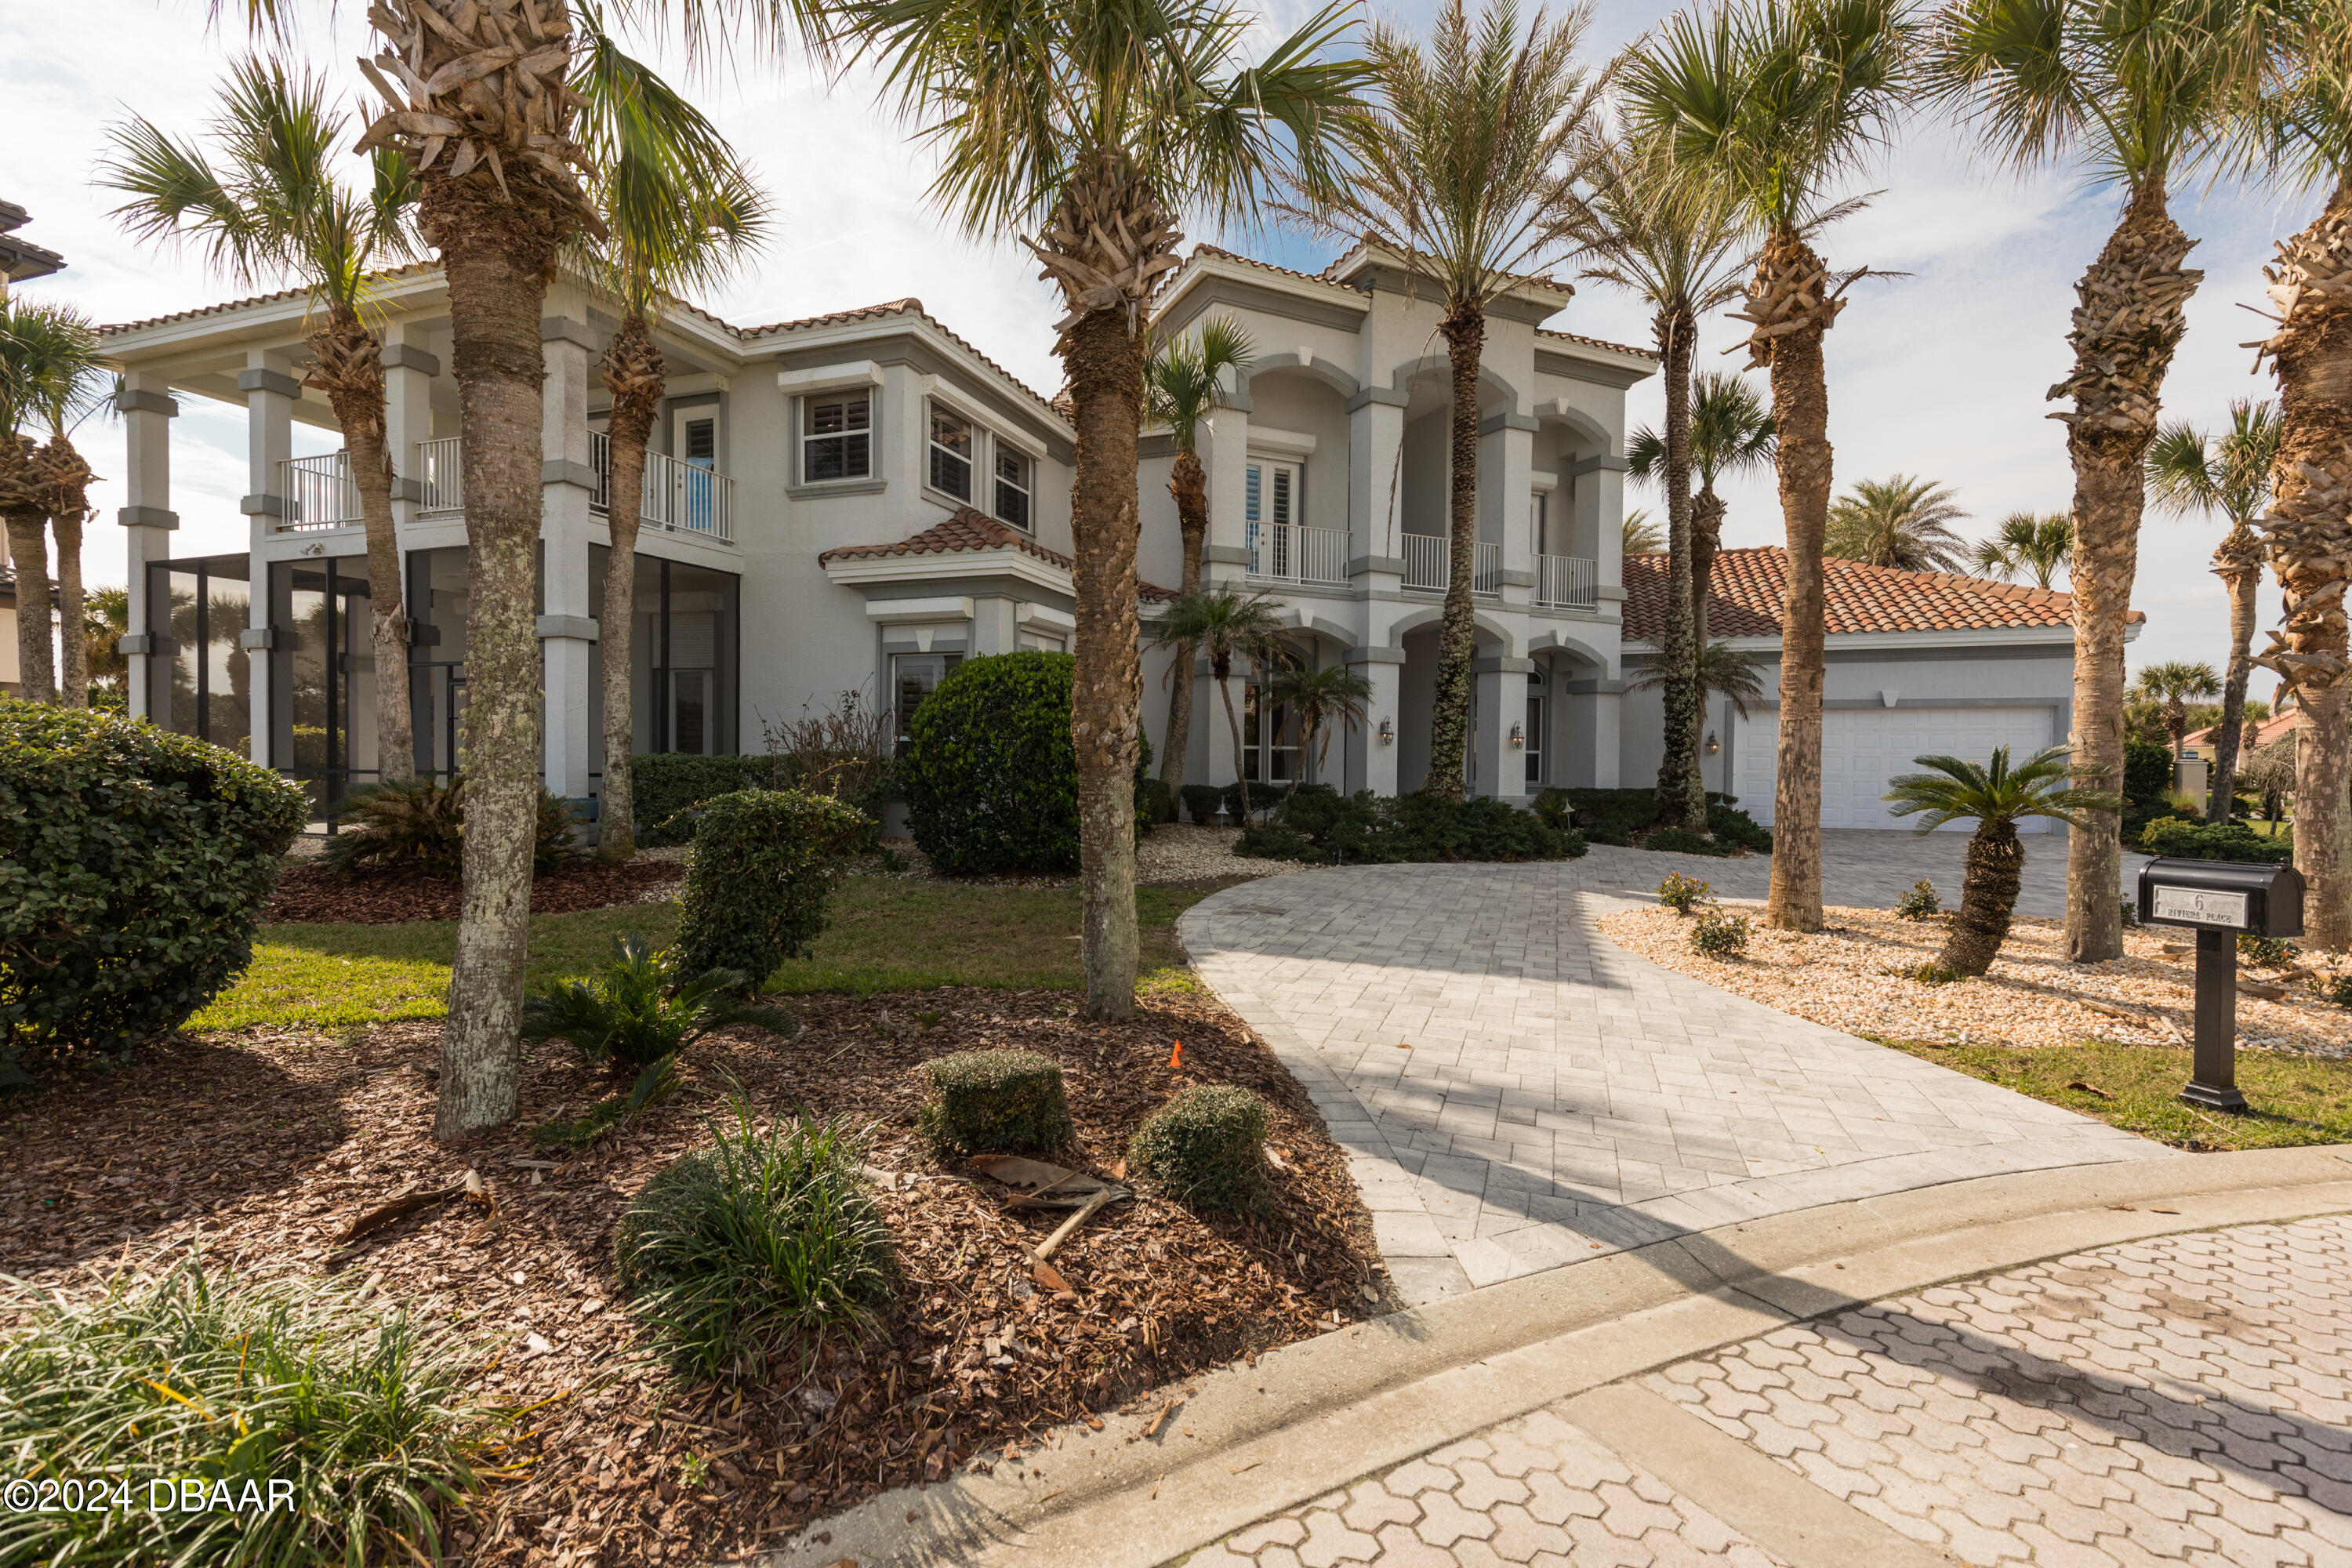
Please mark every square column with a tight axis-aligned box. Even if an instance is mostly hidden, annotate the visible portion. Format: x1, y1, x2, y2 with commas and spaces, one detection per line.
1347, 391, 1406, 575
539, 315, 600, 811
1474, 655, 1536, 802
1573, 454, 1629, 586
1563, 676, 1626, 789
382, 328, 437, 775
1344, 645, 1404, 797
238, 351, 299, 765
114, 375, 179, 724
1197, 402, 1250, 590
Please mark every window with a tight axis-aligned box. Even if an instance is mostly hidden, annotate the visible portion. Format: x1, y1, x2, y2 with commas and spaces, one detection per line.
928, 405, 973, 501
893, 652, 963, 755
994, 446, 1032, 530
1242, 681, 1302, 784
1526, 677, 1546, 786
1245, 459, 1298, 529
1532, 492, 1548, 555
683, 416, 716, 466
801, 391, 870, 482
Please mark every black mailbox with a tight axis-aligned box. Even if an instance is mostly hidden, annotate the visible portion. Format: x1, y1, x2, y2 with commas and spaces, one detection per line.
2133, 857, 2305, 1112
2137, 858, 2304, 937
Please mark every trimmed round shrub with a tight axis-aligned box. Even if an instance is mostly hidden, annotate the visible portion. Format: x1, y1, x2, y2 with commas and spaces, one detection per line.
1179, 784, 1226, 825
1235, 789, 1582, 865
670, 789, 872, 988
917, 1048, 1073, 1155
1644, 826, 1733, 857
628, 753, 782, 847
2, 703, 306, 1079
1129, 1083, 1272, 1213
1706, 801, 1773, 852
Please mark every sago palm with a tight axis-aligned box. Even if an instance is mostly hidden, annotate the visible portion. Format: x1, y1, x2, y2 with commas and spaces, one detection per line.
2132, 658, 2223, 760
1145, 314, 1254, 806
1265, 661, 1374, 795
0, 299, 104, 706
521, 935, 795, 1073
1577, 132, 1752, 831
1884, 744, 2122, 977
1928, 0, 2278, 961
574, 14, 770, 862
1624, 0, 1914, 932
102, 56, 421, 768
2147, 399, 2280, 822
1969, 511, 2072, 589
1826, 474, 1971, 573
840, 0, 1367, 1018
1628, 371, 1774, 639
1291, 0, 1608, 802
1148, 587, 1290, 809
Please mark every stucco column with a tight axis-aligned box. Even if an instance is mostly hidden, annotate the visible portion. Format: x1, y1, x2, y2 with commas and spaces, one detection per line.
1347, 390, 1406, 580
115, 375, 178, 725
1344, 645, 1403, 797
1479, 414, 1536, 610
1198, 402, 1250, 591
1563, 676, 1626, 788
538, 314, 599, 811
382, 328, 437, 777
1573, 454, 1629, 593
237, 350, 299, 765
1474, 655, 1535, 801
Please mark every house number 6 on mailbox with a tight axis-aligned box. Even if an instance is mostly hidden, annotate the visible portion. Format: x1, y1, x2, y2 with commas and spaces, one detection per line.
2149, 887, 2249, 928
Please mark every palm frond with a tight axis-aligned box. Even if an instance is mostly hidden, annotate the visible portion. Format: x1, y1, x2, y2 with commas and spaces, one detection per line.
1826, 474, 1971, 572
1884, 742, 2122, 833
1145, 314, 1254, 449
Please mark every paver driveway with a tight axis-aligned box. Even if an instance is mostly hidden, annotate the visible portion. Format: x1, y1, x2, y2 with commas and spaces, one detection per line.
1181, 833, 2169, 1304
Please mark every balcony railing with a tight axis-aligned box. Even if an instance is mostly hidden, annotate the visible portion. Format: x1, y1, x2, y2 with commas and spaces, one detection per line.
1246, 520, 1348, 586
1401, 534, 1503, 598
276, 453, 361, 532
418, 437, 463, 517
590, 433, 734, 543
1534, 553, 1599, 610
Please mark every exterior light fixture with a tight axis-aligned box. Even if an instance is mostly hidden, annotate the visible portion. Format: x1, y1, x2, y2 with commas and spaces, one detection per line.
1377, 717, 1394, 745
1509, 723, 1525, 750
1704, 730, 1720, 756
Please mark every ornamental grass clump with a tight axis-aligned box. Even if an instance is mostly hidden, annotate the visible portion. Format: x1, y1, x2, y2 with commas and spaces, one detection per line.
615, 1096, 895, 1380
0, 1254, 503, 1567
1128, 1083, 1271, 1214
670, 789, 872, 989
916, 1049, 1073, 1156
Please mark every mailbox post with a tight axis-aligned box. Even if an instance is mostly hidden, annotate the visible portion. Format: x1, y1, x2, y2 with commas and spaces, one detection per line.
2135, 857, 2304, 1112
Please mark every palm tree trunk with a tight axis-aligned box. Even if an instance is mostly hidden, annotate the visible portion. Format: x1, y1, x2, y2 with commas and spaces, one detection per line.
2254, 173, 2352, 949
1747, 227, 1837, 932
3, 509, 53, 705
597, 312, 665, 862
1060, 306, 1145, 1018
2056, 182, 2201, 962
2206, 523, 2262, 825
307, 309, 414, 785
426, 183, 569, 1141
1159, 443, 1208, 801
1653, 310, 1703, 829
1693, 484, 1725, 647
1939, 816, 2022, 978
1428, 300, 1483, 802
1217, 655, 1247, 815
52, 508, 85, 708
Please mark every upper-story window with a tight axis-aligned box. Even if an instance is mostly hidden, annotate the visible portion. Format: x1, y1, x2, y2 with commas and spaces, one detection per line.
802, 392, 870, 482
928, 405, 973, 501
994, 448, 1032, 531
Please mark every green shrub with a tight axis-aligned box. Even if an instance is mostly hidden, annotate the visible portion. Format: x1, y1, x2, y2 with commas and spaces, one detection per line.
916, 1049, 1073, 1155
1563, 787, 1660, 844
1139, 777, 1175, 825
0, 1254, 501, 1566
2310, 971, 2352, 1008
1128, 1083, 1271, 1214
671, 790, 872, 988
1532, 788, 1573, 830
531, 1056, 684, 1152
1234, 822, 1319, 861
2238, 934, 2298, 970
1707, 801, 1773, 852
521, 935, 797, 1071
2137, 816, 2293, 865
1584, 822, 1633, 847
1234, 789, 1583, 865
1, 704, 305, 1081
1179, 784, 1226, 825
615, 1098, 895, 1379
1690, 909, 1751, 957
320, 775, 583, 879
1657, 873, 1712, 915
2121, 896, 2140, 930
2123, 740, 2172, 804
630, 754, 781, 848
1895, 880, 1942, 921
1644, 826, 1733, 857
1221, 779, 1287, 823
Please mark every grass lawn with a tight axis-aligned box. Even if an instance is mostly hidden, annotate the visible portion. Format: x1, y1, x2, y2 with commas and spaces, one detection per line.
193, 878, 1219, 1033
1880, 1035, 2352, 1151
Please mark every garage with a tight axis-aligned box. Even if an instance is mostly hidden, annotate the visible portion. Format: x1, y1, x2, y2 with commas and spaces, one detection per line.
1734, 706, 2061, 831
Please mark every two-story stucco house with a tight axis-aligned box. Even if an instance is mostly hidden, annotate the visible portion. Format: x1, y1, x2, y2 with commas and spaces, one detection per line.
96, 243, 1659, 820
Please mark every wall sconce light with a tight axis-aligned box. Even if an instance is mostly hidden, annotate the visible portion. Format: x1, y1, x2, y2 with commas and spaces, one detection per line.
1509, 722, 1526, 750
1704, 730, 1721, 756
1377, 717, 1395, 745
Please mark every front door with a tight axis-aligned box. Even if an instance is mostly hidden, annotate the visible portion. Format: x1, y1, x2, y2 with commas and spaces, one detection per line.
672, 407, 718, 533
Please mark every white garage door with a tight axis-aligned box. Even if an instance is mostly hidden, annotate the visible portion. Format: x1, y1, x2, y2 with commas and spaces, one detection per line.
1734, 706, 2058, 831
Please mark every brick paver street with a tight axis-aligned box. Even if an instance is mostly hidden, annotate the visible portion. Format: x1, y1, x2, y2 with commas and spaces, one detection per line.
1182, 833, 2165, 1304
1182, 1216, 2352, 1566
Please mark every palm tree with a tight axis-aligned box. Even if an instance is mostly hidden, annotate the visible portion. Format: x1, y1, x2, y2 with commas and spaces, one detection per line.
2133, 659, 2223, 764
1929, 0, 2276, 963
1884, 744, 2122, 977
2243, 0, 2352, 947
1577, 132, 1751, 831
1291, 0, 1609, 803
82, 585, 131, 701
1145, 314, 1254, 808
572, 16, 771, 862
1148, 588, 1290, 811
1628, 371, 1774, 639
33, 432, 100, 708
1629, 637, 1768, 717
0, 299, 103, 706
2147, 400, 2281, 824
1624, 0, 1914, 932
840, 0, 1366, 1018
1621, 508, 1668, 554
1265, 661, 1374, 795
1969, 511, 2072, 590
1826, 474, 1971, 572
103, 57, 420, 765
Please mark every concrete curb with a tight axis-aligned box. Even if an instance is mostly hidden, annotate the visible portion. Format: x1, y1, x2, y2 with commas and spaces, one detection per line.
762, 1145, 2352, 1568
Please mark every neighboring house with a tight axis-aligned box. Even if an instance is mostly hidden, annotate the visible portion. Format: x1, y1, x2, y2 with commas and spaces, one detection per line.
97, 243, 1659, 815
1621, 548, 2142, 832
0, 562, 18, 696
0, 200, 67, 293
2181, 703, 2301, 804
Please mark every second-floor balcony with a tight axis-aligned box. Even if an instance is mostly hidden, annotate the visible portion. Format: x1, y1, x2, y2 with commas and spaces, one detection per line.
1403, 534, 1504, 598
1534, 553, 1599, 611
274, 435, 735, 543
1246, 520, 1348, 587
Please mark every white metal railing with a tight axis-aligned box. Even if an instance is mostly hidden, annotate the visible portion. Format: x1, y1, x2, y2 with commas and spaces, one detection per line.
590, 432, 735, 543
417, 437, 463, 517
1401, 534, 1504, 598
1246, 520, 1347, 586
1535, 553, 1599, 609
276, 453, 361, 532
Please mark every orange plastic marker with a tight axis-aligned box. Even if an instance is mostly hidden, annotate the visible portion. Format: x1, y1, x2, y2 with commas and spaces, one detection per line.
1167, 1040, 1183, 1069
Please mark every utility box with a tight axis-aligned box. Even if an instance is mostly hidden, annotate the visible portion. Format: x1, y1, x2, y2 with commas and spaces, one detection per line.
2136, 858, 2303, 938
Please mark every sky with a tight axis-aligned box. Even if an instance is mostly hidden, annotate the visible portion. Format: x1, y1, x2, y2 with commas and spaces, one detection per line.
2, 0, 2329, 688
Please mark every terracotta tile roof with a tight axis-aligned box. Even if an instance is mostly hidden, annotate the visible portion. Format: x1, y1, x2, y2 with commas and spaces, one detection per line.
99, 263, 438, 336
2185, 708, 2302, 750
1622, 546, 2133, 644
1535, 325, 1660, 361
1189, 242, 1361, 292
818, 507, 1176, 599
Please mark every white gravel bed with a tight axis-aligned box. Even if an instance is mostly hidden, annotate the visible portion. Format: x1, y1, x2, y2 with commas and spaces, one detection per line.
1602, 902, 2352, 1058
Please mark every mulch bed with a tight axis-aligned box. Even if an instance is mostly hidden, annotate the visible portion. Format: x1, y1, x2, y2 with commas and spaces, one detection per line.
262, 860, 684, 924
0, 989, 1385, 1566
